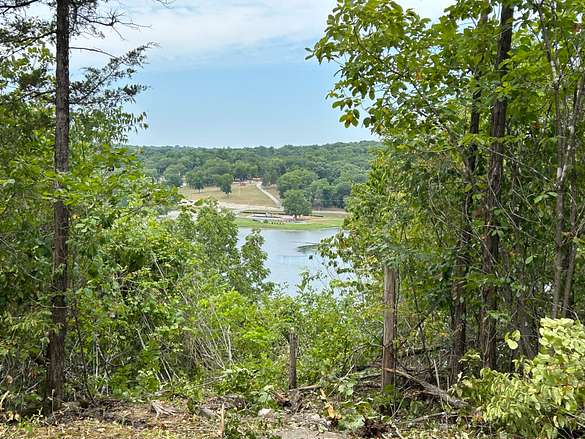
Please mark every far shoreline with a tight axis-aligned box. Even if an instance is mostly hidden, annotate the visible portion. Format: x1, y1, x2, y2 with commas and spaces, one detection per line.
235, 216, 343, 231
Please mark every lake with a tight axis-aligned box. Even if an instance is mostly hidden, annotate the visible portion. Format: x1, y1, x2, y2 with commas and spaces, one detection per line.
237, 228, 343, 295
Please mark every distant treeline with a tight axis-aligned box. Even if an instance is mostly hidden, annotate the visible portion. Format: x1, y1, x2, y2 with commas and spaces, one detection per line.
136, 141, 379, 208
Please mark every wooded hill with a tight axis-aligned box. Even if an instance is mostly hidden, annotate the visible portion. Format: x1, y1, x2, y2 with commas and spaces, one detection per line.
137, 141, 378, 209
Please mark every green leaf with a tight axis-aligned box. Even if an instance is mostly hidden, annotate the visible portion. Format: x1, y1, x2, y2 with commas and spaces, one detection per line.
504, 330, 521, 350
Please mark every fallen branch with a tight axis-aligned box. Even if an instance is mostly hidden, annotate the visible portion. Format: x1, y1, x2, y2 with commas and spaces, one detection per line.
150, 400, 176, 417
401, 412, 449, 427
384, 368, 468, 409
295, 384, 321, 392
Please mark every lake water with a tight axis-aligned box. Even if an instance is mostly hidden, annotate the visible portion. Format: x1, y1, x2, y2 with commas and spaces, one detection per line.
237, 228, 343, 295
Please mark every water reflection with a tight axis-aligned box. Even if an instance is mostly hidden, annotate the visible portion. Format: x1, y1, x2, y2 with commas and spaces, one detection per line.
237, 228, 343, 295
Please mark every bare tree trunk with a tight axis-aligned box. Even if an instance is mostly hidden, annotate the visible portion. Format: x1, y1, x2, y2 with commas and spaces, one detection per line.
480, 3, 514, 370
382, 266, 397, 389
538, 1, 585, 318
554, 81, 584, 317
552, 173, 566, 318
561, 154, 578, 318
45, 0, 70, 415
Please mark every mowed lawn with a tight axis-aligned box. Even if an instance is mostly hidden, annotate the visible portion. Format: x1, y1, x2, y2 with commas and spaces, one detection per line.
235, 215, 344, 230
180, 183, 277, 207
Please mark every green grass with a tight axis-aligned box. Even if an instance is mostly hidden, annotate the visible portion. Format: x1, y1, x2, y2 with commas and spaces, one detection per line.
235, 216, 344, 230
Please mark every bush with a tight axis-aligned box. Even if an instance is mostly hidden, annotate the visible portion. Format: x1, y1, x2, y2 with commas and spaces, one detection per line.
458, 318, 585, 438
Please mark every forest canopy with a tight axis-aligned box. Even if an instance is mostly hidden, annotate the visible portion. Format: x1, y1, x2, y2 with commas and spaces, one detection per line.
137, 141, 377, 208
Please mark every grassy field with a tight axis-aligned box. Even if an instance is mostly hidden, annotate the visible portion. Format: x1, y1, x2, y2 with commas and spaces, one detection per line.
180, 184, 347, 230
236, 215, 344, 230
180, 183, 277, 207
264, 185, 281, 201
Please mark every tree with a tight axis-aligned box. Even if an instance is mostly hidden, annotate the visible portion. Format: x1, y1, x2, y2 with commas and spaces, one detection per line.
205, 158, 232, 177
186, 170, 205, 192
480, 2, 514, 369
333, 182, 352, 208
309, 179, 334, 209
262, 168, 279, 186
283, 190, 311, 218
163, 165, 183, 187
234, 160, 255, 181
310, 0, 534, 379
138, 142, 375, 200
533, 2, 585, 318
45, 0, 70, 413
277, 169, 317, 197
0, 0, 157, 414
237, 230, 271, 299
216, 173, 233, 196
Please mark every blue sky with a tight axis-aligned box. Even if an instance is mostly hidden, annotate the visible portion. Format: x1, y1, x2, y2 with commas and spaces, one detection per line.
72, 0, 455, 148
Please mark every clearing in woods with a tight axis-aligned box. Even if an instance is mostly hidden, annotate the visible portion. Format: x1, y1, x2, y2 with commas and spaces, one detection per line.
179, 183, 347, 230
180, 183, 279, 208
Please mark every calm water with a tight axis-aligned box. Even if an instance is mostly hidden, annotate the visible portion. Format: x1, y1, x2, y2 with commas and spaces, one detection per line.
237, 228, 342, 295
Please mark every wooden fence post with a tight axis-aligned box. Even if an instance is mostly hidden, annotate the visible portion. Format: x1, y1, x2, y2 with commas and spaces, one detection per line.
288, 329, 298, 390
382, 266, 397, 389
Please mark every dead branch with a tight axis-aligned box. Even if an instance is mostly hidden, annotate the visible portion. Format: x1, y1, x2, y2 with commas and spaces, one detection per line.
384, 368, 468, 409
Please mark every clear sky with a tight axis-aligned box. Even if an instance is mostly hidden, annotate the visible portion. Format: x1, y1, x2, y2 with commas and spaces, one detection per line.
70, 0, 455, 148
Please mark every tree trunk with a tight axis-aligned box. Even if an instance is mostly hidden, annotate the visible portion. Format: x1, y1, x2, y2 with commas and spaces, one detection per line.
45, 0, 70, 415
552, 79, 584, 317
480, 3, 514, 370
561, 154, 578, 318
450, 56, 487, 383
552, 173, 566, 318
382, 266, 397, 389
450, 9, 491, 383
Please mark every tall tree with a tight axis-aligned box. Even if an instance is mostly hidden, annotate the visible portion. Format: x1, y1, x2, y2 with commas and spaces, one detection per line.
216, 173, 233, 196
283, 189, 311, 218
480, 3, 514, 369
449, 7, 490, 382
0, 0, 155, 414
533, 1, 585, 318
45, 0, 70, 413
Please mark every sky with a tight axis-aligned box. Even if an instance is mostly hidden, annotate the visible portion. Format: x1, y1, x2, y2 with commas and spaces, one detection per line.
68, 0, 455, 148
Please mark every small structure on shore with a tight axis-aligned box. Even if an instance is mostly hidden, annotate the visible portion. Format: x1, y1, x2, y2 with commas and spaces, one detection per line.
249, 213, 301, 224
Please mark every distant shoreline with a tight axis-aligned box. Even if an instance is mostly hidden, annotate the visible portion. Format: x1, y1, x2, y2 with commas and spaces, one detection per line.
235, 216, 343, 231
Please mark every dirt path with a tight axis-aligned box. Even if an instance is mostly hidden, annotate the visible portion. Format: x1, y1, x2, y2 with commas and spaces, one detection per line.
256, 182, 282, 208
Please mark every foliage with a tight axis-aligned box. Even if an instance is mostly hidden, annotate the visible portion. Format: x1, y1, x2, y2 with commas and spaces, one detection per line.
310, 0, 585, 385
295, 286, 379, 384
215, 173, 233, 196
164, 164, 184, 187
0, 37, 288, 413
186, 170, 204, 191
5, 1, 585, 436
459, 319, 585, 438
277, 169, 317, 197
282, 189, 312, 217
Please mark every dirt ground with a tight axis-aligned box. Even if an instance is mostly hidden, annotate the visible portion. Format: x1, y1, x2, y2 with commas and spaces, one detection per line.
0, 399, 349, 439
0, 397, 484, 438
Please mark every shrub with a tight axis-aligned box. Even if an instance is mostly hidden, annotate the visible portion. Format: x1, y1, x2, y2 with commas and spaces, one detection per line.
459, 318, 585, 438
